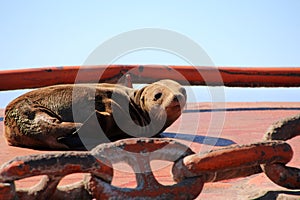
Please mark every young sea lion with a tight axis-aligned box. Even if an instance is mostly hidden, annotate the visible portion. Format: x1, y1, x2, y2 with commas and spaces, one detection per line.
4, 79, 186, 150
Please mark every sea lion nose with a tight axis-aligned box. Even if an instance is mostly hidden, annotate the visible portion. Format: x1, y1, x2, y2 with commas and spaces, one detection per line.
179, 88, 186, 97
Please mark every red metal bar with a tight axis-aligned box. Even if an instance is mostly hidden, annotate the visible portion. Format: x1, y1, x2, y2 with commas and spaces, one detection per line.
1, 65, 300, 90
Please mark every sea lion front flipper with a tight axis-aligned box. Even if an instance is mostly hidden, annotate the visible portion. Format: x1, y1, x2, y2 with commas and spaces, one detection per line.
58, 111, 113, 150
35, 112, 82, 149
56, 129, 86, 150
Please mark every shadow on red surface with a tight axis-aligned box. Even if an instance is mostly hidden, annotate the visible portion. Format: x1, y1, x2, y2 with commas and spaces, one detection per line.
255, 190, 300, 200
184, 107, 300, 113
161, 132, 236, 146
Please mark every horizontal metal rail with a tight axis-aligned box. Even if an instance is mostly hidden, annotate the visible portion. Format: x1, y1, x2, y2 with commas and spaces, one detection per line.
1, 65, 300, 90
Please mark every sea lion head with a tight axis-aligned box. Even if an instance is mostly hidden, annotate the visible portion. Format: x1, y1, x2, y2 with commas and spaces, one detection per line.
134, 79, 187, 129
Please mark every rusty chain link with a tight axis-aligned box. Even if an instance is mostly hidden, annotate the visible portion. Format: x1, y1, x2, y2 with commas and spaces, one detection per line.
0, 115, 300, 199
0, 151, 113, 200
172, 141, 292, 183
88, 138, 204, 199
262, 114, 300, 189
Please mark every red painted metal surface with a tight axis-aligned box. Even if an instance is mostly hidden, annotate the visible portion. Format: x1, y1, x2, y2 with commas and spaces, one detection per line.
1, 65, 300, 90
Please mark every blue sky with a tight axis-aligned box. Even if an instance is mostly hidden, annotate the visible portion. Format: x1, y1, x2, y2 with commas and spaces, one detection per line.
0, 1, 300, 107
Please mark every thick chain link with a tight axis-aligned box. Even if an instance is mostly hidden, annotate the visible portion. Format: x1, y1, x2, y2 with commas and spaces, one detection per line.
0, 115, 300, 199
0, 151, 113, 200
262, 114, 300, 189
88, 138, 204, 200
172, 141, 292, 183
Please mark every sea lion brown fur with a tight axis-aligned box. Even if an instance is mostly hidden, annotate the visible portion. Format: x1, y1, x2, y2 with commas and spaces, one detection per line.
4, 79, 186, 150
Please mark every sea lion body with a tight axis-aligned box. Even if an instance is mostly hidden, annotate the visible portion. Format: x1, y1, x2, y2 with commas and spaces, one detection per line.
4, 80, 186, 150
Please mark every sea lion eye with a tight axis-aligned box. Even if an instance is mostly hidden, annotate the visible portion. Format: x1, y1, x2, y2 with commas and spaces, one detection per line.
153, 92, 162, 101
141, 96, 145, 103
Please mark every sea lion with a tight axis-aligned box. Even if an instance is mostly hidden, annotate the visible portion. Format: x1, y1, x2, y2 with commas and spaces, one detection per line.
4, 79, 186, 150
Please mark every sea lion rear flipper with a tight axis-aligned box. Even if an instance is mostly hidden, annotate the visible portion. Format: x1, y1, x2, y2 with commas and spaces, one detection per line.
5, 103, 84, 150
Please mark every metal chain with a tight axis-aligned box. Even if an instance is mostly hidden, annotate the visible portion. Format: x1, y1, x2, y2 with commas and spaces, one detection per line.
0, 151, 113, 200
88, 138, 204, 200
0, 115, 300, 199
262, 114, 300, 189
172, 141, 292, 183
